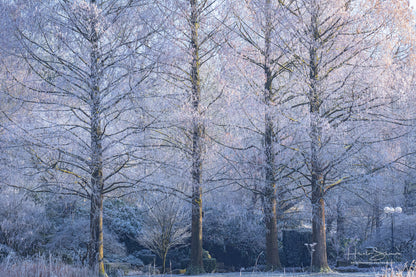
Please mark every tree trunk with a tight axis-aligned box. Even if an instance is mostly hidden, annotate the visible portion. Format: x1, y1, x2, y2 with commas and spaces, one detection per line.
264, 111, 281, 269
190, 185, 204, 274
309, 4, 329, 271
373, 194, 381, 240
189, 0, 204, 274
264, 190, 281, 269
88, 70, 107, 276
311, 181, 329, 271
336, 196, 345, 259
309, 84, 329, 272
310, 108, 327, 270
88, 1, 107, 275
262, 0, 281, 269
163, 250, 167, 274
88, 102, 105, 276
89, 192, 106, 277
336, 197, 345, 240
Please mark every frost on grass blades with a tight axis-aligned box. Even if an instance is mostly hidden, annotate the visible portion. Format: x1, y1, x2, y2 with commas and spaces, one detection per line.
382, 262, 416, 277
0, 256, 93, 277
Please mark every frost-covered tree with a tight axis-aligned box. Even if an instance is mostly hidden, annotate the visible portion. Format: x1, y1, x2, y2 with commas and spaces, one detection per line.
287, 0, 415, 271
139, 194, 190, 273
7, 0, 157, 275
152, 0, 228, 273
225, 0, 300, 268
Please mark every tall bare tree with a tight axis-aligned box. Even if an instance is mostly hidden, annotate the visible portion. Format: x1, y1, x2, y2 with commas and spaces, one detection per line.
8, 1, 157, 275
288, 0, 414, 271
226, 0, 300, 268
153, 0, 227, 273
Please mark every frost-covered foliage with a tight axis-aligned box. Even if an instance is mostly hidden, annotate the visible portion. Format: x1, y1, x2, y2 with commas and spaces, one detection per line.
203, 200, 265, 267
0, 193, 50, 257
104, 199, 142, 243
0, 193, 139, 265
44, 198, 131, 264
0, 256, 92, 277
46, 216, 90, 265
103, 199, 144, 259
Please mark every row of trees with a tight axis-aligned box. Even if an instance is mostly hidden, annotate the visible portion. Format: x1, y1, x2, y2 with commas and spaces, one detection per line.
1, 0, 415, 276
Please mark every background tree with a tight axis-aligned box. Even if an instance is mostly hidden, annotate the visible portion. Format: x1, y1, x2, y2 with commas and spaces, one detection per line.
224, 0, 301, 268
139, 194, 190, 273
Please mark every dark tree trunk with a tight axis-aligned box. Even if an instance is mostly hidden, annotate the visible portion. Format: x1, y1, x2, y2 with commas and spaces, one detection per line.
372, 194, 381, 239
311, 180, 329, 271
336, 197, 345, 240
190, 184, 204, 274
263, 79, 281, 269
308, 4, 329, 271
87, 1, 107, 275
163, 251, 168, 273
89, 191, 106, 276
262, 0, 281, 269
309, 75, 330, 271
88, 103, 106, 276
264, 188, 281, 268
335, 198, 346, 259
188, 0, 204, 274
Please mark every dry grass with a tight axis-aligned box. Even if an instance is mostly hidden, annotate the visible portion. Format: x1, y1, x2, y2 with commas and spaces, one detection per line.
0, 257, 94, 277
383, 262, 416, 277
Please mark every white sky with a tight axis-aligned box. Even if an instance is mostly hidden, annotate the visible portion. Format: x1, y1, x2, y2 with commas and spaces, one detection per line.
410, 0, 416, 10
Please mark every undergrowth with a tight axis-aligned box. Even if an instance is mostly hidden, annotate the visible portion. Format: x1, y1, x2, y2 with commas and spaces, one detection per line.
383, 262, 416, 277
0, 256, 93, 277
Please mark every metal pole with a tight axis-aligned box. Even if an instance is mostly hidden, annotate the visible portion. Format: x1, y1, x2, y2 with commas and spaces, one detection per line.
391, 214, 394, 253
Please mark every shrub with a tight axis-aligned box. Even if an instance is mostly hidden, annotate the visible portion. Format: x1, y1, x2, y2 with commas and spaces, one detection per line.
0, 194, 50, 256
203, 205, 265, 267
203, 258, 216, 273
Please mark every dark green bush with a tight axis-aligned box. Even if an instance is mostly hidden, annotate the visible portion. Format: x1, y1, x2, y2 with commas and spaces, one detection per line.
203, 258, 216, 273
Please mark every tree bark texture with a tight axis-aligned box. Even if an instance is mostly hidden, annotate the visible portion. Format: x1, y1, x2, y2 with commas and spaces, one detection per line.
309, 4, 329, 271
87, 1, 107, 276
262, 0, 281, 269
264, 113, 280, 268
263, 184, 281, 268
336, 197, 345, 243
163, 251, 168, 273
89, 191, 106, 276
311, 178, 328, 271
189, 0, 204, 274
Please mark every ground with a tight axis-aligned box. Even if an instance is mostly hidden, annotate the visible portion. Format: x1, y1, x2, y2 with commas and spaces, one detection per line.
127, 272, 382, 277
